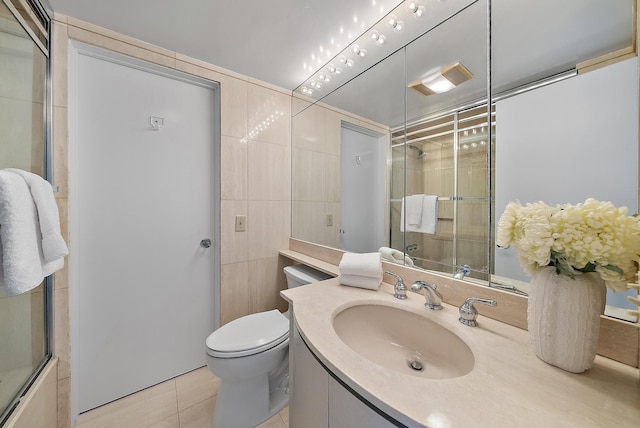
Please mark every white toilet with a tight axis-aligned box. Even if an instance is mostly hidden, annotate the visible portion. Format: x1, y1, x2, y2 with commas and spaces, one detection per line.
205, 264, 331, 428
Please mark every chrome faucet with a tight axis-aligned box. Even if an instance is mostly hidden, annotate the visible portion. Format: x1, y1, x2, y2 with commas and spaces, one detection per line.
385, 271, 407, 299
458, 297, 497, 327
453, 264, 471, 280
410, 281, 443, 310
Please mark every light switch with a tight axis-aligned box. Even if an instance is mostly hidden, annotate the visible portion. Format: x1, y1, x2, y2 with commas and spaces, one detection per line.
326, 213, 333, 227
235, 215, 246, 232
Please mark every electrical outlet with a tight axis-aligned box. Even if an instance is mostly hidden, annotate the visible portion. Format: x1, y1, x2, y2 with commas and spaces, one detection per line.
326, 213, 333, 227
235, 215, 246, 232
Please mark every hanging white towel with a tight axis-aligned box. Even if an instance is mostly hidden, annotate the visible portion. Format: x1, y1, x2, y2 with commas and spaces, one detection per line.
6, 168, 68, 263
0, 170, 66, 296
401, 195, 438, 234
378, 246, 414, 267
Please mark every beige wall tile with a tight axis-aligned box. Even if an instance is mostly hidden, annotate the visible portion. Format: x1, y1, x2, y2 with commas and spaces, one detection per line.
57, 376, 70, 428
248, 140, 291, 201
220, 200, 248, 265
247, 83, 291, 146
53, 106, 69, 196
220, 75, 248, 139
175, 367, 220, 412
146, 414, 179, 428
66, 17, 176, 58
178, 395, 215, 428
247, 201, 291, 261
220, 135, 247, 200
67, 26, 176, 69
52, 21, 68, 108
291, 104, 326, 152
325, 154, 340, 202
220, 262, 250, 325
175, 59, 223, 83
248, 257, 290, 314
292, 148, 326, 202
74, 379, 177, 428
291, 201, 326, 246
54, 288, 70, 380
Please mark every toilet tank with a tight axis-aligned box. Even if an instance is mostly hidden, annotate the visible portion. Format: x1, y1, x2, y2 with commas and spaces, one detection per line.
284, 265, 332, 289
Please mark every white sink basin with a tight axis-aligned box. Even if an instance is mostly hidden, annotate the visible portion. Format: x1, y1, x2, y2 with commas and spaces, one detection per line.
333, 304, 474, 379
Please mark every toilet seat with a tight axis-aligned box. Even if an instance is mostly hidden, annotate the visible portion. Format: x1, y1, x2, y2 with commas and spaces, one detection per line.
206, 309, 289, 358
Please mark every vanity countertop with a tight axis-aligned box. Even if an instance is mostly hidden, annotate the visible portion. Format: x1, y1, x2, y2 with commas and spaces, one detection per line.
281, 279, 640, 428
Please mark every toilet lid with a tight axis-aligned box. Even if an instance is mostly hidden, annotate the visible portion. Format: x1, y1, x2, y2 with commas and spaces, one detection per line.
206, 309, 289, 357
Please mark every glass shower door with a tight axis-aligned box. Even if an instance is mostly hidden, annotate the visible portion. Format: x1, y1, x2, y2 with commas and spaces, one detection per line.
0, 0, 51, 422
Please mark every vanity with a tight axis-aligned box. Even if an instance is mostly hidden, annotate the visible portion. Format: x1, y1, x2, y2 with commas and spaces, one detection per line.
281, 273, 639, 427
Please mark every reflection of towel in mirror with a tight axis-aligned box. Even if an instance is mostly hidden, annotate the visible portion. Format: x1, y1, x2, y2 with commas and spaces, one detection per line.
0, 170, 67, 296
405, 194, 424, 226
338, 252, 382, 290
378, 246, 414, 267
401, 195, 438, 234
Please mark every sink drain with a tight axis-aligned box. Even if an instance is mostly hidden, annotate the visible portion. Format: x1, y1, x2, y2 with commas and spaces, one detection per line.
407, 359, 424, 372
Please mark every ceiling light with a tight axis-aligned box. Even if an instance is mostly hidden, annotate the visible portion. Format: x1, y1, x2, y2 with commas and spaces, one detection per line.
346, 58, 354, 67
387, 15, 404, 31
407, 2, 425, 17
370, 30, 387, 46
408, 62, 473, 96
338, 55, 347, 64
301, 86, 313, 96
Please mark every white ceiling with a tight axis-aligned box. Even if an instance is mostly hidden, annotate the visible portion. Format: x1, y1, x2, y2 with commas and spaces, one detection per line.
46, 0, 634, 125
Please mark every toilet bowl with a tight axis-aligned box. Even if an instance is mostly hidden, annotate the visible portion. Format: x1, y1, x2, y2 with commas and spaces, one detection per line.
206, 264, 331, 428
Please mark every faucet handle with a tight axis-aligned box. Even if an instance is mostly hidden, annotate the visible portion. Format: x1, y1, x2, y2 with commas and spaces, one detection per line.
458, 297, 497, 327
385, 271, 407, 300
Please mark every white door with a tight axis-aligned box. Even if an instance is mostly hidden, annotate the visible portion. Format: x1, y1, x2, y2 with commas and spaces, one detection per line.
340, 125, 385, 252
72, 47, 219, 412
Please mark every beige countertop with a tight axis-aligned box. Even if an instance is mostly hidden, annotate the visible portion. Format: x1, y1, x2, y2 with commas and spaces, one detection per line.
281, 279, 640, 427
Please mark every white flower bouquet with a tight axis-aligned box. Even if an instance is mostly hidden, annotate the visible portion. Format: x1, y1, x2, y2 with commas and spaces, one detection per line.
497, 198, 640, 291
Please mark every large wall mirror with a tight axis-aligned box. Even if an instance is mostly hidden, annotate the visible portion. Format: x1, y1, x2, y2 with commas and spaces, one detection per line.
291, 0, 638, 323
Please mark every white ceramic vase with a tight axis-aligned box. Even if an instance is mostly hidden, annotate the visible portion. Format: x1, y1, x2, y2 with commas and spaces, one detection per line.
528, 266, 606, 373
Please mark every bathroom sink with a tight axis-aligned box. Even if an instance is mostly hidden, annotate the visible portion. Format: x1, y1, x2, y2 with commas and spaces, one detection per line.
332, 304, 474, 379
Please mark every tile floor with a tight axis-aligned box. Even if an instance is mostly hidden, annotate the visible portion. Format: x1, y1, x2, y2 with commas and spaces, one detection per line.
73, 367, 289, 428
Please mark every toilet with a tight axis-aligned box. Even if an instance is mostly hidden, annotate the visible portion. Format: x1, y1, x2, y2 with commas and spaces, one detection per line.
205, 264, 332, 428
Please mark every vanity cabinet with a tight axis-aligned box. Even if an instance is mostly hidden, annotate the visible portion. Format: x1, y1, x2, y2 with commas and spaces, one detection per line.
290, 321, 398, 428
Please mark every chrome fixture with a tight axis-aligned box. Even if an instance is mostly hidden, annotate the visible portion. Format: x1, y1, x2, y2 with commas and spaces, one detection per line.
458, 297, 497, 327
453, 264, 471, 280
410, 281, 443, 310
385, 271, 407, 300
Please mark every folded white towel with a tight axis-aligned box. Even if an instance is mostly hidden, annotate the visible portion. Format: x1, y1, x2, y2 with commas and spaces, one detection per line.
338, 273, 381, 290
338, 252, 382, 278
405, 194, 424, 226
0, 171, 63, 296
7, 168, 68, 262
401, 195, 438, 234
378, 246, 414, 267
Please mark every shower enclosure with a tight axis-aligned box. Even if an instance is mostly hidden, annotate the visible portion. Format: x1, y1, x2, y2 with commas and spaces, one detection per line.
0, 0, 52, 424
390, 103, 495, 281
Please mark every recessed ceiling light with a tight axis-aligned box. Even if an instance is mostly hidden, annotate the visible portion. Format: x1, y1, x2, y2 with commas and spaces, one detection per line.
408, 62, 473, 96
